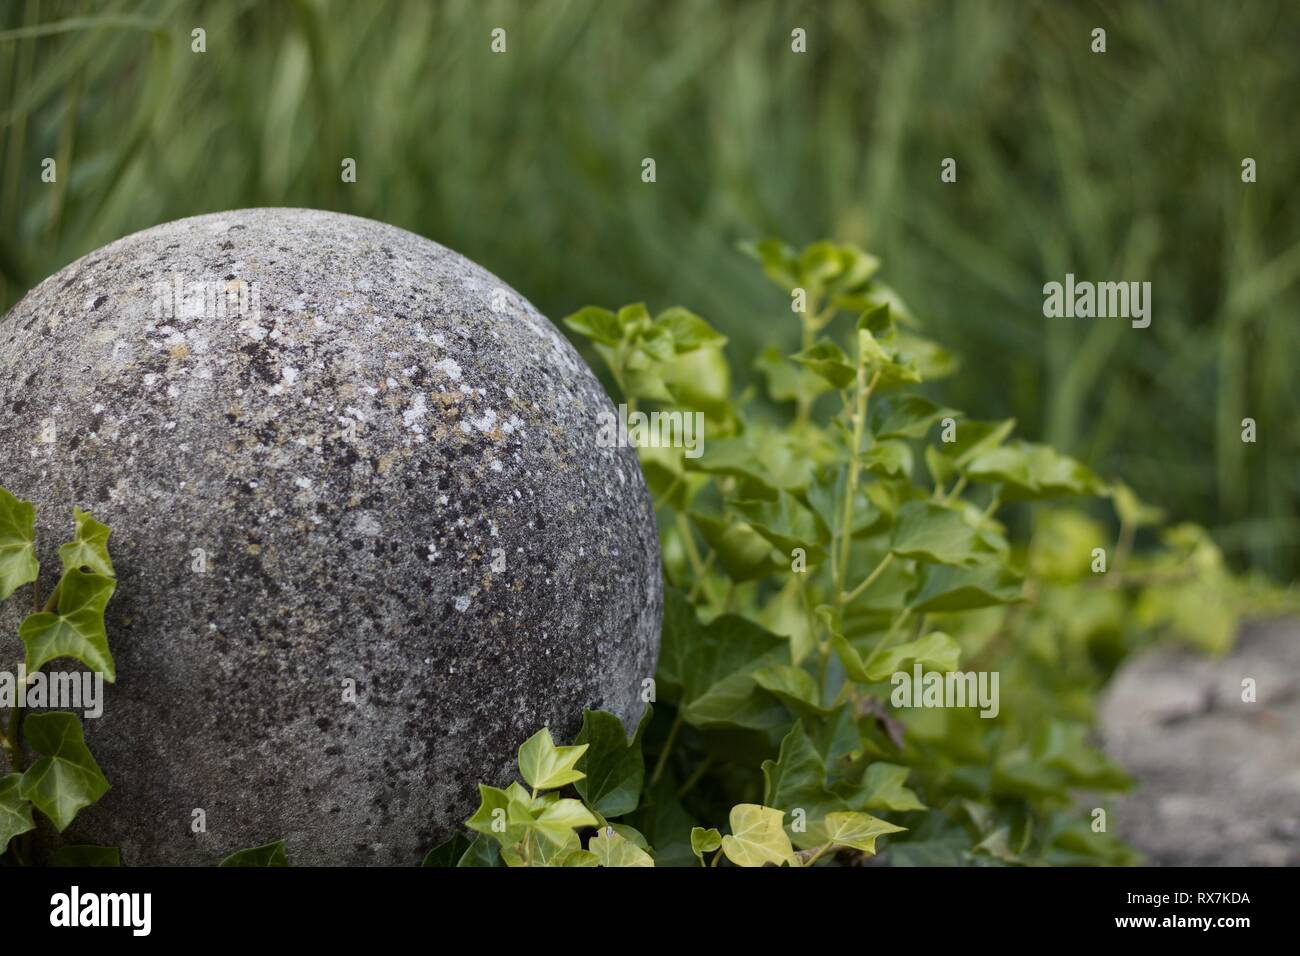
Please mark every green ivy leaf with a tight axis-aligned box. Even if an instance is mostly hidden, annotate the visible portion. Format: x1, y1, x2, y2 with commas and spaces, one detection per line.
18, 567, 117, 681
1111, 482, 1165, 528
965, 441, 1103, 500
563, 305, 623, 346
655, 307, 727, 352
909, 562, 1024, 613
755, 345, 831, 405
575, 707, 649, 818
51, 845, 122, 866
822, 811, 906, 855
889, 501, 984, 566
465, 784, 525, 846
853, 763, 927, 812
517, 727, 588, 791
589, 826, 655, 867
18, 712, 110, 832
690, 826, 722, 865
833, 631, 961, 684
721, 804, 796, 867
935, 418, 1017, 469
791, 339, 856, 390
58, 507, 115, 577
0, 773, 36, 849
657, 590, 789, 730
220, 840, 287, 867
873, 395, 960, 441
861, 440, 914, 478
0, 487, 39, 602
734, 491, 829, 561
421, 833, 471, 867
752, 664, 833, 719
530, 798, 598, 846
454, 833, 503, 867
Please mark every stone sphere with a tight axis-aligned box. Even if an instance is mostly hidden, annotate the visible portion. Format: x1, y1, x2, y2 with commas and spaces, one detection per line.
0, 208, 662, 865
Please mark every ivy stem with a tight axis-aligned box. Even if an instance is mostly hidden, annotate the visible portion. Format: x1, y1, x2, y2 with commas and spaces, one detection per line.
676, 756, 713, 798
859, 606, 914, 673
801, 841, 835, 867
841, 552, 895, 605
649, 711, 684, 787
3, 699, 21, 772
676, 513, 706, 578
834, 367, 880, 604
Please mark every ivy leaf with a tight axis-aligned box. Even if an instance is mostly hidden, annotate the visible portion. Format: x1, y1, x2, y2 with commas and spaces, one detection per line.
965, 441, 1103, 500
58, 507, 115, 577
909, 562, 1024, 613
791, 339, 856, 390
763, 724, 917, 851
531, 798, 598, 846
18, 568, 117, 681
833, 631, 961, 684
935, 418, 1018, 469
890, 501, 984, 566
589, 826, 655, 867
844, 763, 927, 812
655, 307, 726, 352
755, 346, 831, 405
752, 664, 833, 719
894, 332, 958, 381
690, 826, 722, 865
575, 707, 649, 818
220, 840, 287, 867
734, 491, 829, 561
466, 784, 526, 846
18, 712, 110, 832
822, 811, 906, 855
721, 804, 796, 867
861, 440, 913, 478
873, 395, 960, 441
0, 773, 36, 849
657, 590, 789, 730
517, 727, 588, 791
51, 845, 122, 866
455, 833, 503, 867
1111, 481, 1165, 528
0, 487, 39, 602
421, 833, 471, 867
563, 305, 623, 346
762, 723, 844, 845
739, 237, 802, 291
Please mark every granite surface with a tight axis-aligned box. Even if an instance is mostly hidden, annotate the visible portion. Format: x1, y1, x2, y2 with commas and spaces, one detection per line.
0, 208, 662, 864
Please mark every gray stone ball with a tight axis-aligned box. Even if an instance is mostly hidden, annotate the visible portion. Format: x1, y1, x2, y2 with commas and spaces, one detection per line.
0, 208, 661, 865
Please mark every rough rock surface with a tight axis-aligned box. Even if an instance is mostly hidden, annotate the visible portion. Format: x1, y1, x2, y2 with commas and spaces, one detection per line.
1099, 618, 1300, 866
0, 208, 662, 865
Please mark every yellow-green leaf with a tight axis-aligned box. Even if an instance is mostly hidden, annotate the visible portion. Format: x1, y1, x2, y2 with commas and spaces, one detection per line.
721, 804, 796, 867
822, 811, 906, 855
517, 727, 588, 791
58, 507, 115, 577
18, 568, 117, 681
589, 827, 655, 867
0, 487, 39, 602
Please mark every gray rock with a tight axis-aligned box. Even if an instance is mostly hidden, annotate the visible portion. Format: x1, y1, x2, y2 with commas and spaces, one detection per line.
0, 208, 661, 865
1099, 618, 1300, 866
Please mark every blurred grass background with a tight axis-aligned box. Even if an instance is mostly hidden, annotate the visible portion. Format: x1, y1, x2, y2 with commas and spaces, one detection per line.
2, 0, 1298, 578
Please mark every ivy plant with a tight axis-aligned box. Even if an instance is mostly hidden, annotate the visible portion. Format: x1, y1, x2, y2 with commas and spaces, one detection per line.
437, 237, 1291, 867
0, 489, 117, 866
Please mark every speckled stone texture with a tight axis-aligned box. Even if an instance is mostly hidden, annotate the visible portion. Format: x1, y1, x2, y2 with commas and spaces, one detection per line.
0, 208, 661, 865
